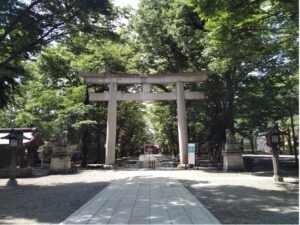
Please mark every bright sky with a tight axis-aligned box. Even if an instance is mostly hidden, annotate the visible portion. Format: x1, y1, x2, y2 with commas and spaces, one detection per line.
113, 0, 140, 9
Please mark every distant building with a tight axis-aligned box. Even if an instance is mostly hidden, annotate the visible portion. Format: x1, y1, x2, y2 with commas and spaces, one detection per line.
0, 128, 44, 168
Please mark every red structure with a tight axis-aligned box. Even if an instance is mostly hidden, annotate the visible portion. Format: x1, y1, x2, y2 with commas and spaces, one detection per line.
143, 144, 159, 154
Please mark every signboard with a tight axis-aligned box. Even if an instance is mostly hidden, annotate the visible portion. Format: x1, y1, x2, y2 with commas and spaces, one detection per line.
188, 143, 195, 165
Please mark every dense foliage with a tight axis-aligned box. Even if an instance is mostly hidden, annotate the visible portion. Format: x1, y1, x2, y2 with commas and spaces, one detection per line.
0, 0, 115, 108
0, 0, 298, 164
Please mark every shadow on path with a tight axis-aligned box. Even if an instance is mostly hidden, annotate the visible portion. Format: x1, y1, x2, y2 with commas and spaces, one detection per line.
181, 179, 299, 224
243, 155, 299, 178
0, 181, 108, 224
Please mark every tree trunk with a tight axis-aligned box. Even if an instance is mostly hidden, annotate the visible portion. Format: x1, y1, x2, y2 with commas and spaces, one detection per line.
224, 71, 235, 133
287, 129, 293, 155
289, 111, 298, 167
81, 129, 89, 167
240, 138, 244, 152
282, 135, 286, 152
84, 87, 89, 104
96, 133, 104, 163
187, 125, 191, 142
216, 142, 222, 162
81, 87, 90, 167
250, 137, 254, 154
120, 137, 126, 157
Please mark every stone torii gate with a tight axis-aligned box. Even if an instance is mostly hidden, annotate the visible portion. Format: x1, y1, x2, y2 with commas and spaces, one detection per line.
82, 71, 209, 165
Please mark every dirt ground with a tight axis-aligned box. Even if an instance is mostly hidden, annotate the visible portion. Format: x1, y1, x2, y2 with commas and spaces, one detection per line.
181, 155, 299, 224
0, 155, 298, 224
0, 170, 113, 224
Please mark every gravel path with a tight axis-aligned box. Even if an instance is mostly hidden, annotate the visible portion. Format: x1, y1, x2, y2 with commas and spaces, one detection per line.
0, 170, 115, 224
181, 155, 299, 224
180, 170, 298, 224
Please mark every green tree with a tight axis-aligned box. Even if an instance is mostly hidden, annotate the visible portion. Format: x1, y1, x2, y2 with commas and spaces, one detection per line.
0, 0, 115, 108
132, 0, 206, 73
62, 104, 106, 166
117, 101, 151, 157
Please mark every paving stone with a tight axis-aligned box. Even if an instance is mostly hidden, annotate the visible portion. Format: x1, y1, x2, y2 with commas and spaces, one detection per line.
62, 176, 220, 224
88, 215, 110, 224
150, 216, 171, 224
131, 206, 150, 217
129, 216, 150, 224
170, 216, 193, 224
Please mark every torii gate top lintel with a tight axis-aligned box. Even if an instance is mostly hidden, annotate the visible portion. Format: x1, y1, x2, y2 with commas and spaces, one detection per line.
81, 71, 210, 84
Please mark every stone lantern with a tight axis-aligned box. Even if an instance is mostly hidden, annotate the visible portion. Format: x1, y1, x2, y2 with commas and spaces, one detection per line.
265, 124, 284, 182
1, 129, 29, 186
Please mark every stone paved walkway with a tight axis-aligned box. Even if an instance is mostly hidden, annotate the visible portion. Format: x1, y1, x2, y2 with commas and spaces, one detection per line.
62, 176, 220, 224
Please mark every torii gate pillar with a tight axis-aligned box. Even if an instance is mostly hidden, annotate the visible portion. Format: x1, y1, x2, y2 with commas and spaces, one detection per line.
105, 82, 117, 165
176, 81, 188, 165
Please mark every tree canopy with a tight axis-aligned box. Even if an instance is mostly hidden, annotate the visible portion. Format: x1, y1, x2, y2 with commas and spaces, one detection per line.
0, 0, 298, 164
0, 0, 116, 108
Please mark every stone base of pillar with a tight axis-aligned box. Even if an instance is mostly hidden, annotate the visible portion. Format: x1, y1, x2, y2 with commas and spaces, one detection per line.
273, 175, 284, 182
177, 163, 189, 169
6, 179, 18, 186
223, 144, 245, 171
105, 157, 116, 165
103, 164, 115, 170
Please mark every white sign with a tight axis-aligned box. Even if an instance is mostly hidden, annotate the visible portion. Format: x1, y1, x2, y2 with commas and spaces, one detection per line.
188, 143, 195, 165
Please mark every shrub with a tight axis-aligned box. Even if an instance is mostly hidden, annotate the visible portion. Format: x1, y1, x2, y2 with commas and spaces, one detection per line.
38, 142, 53, 162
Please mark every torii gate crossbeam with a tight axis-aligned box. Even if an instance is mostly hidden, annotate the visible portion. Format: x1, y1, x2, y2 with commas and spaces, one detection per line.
82, 71, 209, 165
